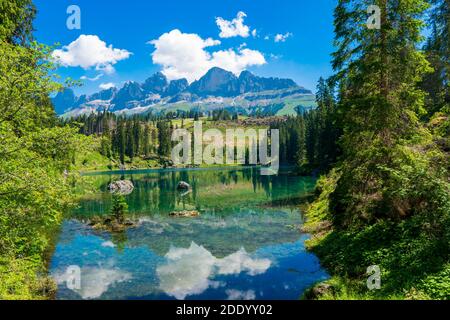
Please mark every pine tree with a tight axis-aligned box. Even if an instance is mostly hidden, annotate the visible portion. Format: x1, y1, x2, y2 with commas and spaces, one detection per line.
133, 120, 141, 157
316, 77, 339, 170
125, 121, 134, 161
330, 0, 433, 225
304, 111, 319, 168
116, 120, 126, 164
295, 116, 307, 167
143, 124, 151, 157
423, 0, 450, 114
111, 195, 128, 223
429, 0, 449, 85
157, 121, 171, 157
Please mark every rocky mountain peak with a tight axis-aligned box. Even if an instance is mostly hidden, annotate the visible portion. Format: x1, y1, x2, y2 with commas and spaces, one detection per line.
52, 67, 312, 115
189, 67, 239, 97
142, 72, 169, 94
89, 87, 117, 101
52, 88, 78, 114
166, 78, 189, 96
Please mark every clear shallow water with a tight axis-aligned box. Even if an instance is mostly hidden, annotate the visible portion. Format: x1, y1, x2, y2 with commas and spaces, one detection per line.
50, 167, 329, 300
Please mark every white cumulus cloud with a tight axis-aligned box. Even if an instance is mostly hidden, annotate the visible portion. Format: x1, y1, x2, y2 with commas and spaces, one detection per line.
274, 32, 293, 43
211, 48, 266, 75
216, 11, 250, 38
52, 35, 132, 74
150, 29, 266, 83
99, 83, 116, 90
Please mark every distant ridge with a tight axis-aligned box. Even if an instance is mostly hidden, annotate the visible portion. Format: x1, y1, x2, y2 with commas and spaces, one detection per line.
53, 67, 315, 117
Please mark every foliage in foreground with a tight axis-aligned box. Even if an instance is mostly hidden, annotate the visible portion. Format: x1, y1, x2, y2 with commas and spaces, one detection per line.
304, 0, 450, 300
0, 1, 84, 298
305, 159, 450, 300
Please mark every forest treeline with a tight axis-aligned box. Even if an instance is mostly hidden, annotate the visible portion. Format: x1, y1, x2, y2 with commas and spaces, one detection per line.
61, 105, 245, 164
62, 106, 339, 170
276, 77, 341, 172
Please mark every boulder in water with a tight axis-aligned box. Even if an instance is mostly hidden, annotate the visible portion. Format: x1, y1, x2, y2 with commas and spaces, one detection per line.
169, 210, 200, 218
108, 180, 134, 195
177, 181, 190, 190
88, 216, 137, 233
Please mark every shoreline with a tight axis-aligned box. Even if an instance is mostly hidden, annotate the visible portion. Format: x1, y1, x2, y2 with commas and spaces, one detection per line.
80, 164, 260, 176
79, 164, 298, 176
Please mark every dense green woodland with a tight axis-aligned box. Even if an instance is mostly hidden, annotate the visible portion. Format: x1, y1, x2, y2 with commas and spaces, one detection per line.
61, 112, 237, 168
62, 106, 338, 170
0, 0, 448, 299
303, 0, 450, 299
0, 0, 86, 298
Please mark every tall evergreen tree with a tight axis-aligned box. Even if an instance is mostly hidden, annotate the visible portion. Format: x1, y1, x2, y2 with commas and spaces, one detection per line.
116, 120, 126, 164
132, 120, 141, 157
316, 77, 340, 170
141, 124, 149, 157
125, 121, 134, 161
330, 0, 435, 225
157, 121, 172, 157
423, 0, 449, 114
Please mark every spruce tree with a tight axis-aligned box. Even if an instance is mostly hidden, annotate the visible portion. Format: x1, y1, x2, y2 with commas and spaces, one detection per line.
423, 0, 449, 114
125, 120, 134, 161
157, 121, 171, 157
143, 124, 151, 157
132, 120, 141, 157
330, 0, 434, 225
116, 120, 126, 164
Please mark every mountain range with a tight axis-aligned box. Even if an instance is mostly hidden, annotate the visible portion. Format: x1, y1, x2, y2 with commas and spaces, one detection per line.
53, 67, 316, 117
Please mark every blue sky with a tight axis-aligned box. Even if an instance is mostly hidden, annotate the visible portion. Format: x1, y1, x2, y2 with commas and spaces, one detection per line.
33, 0, 336, 95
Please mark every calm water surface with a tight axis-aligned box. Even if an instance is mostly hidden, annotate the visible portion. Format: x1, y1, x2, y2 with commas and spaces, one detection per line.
50, 167, 329, 300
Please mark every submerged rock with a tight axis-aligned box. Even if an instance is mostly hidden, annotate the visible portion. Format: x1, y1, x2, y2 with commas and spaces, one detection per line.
88, 216, 137, 233
108, 180, 134, 195
169, 210, 200, 218
177, 181, 190, 190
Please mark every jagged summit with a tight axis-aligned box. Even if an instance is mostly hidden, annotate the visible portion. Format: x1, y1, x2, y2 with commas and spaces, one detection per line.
189, 67, 239, 97
52, 67, 314, 116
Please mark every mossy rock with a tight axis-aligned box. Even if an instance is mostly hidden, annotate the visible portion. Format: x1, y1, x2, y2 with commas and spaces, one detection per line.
88, 216, 137, 233
169, 210, 200, 218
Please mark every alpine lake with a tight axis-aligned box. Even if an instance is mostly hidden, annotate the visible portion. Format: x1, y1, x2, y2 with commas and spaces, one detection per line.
49, 167, 329, 300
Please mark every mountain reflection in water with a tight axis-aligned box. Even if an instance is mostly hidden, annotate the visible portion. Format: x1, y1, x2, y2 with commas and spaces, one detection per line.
50, 167, 328, 300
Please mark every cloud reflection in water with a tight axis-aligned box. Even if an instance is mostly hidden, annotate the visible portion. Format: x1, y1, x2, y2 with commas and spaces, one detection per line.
54, 266, 132, 299
157, 242, 271, 299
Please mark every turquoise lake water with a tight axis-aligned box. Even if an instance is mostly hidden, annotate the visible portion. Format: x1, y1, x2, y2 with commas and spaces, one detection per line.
49, 167, 329, 300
